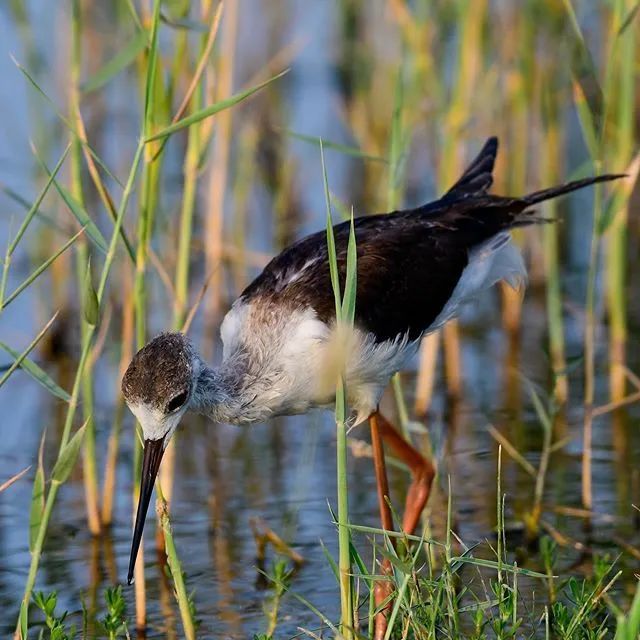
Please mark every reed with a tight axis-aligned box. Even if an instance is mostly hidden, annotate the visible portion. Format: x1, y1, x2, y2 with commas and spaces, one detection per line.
563, 0, 632, 512
70, 0, 101, 537
541, 85, 569, 404
322, 141, 356, 639
605, 0, 636, 404
204, 0, 238, 339
3, 3, 640, 638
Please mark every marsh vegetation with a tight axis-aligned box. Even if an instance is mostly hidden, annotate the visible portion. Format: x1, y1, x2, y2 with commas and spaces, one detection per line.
0, 1, 639, 638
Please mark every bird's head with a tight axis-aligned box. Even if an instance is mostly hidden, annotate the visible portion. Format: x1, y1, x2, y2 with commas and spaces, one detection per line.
121, 332, 199, 584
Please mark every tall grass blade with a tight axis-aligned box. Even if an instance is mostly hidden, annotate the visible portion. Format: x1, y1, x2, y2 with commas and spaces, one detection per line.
29, 434, 45, 552
146, 69, 289, 141
0, 313, 58, 389
1, 227, 85, 309
322, 141, 354, 638
50, 179, 108, 254
8, 144, 70, 256
562, 0, 604, 137
83, 260, 99, 326
0, 343, 71, 402
341, 211, 357, 324
82, 30, 148, 94
157, 493, 196, 640
51, 421, 87, 485
285, 129, 387, 162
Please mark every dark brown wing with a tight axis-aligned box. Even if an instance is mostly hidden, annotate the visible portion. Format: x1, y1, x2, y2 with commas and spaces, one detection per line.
240, 138, 622, 342
240, 214, 470, 341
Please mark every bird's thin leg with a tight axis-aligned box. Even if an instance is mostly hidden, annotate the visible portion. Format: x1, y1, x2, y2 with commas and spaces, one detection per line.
375, 411, 435, 536
370, 412, 394, 530
369, 412, 394, 640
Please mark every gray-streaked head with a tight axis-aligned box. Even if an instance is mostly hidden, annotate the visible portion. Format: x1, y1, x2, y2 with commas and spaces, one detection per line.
122, 331, 201, 585
122, 332, 199, 443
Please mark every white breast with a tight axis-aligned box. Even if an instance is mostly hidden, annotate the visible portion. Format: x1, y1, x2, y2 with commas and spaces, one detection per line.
219, 300, 415, 424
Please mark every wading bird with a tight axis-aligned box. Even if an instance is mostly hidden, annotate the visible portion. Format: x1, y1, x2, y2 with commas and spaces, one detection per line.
121, 137, 620, 637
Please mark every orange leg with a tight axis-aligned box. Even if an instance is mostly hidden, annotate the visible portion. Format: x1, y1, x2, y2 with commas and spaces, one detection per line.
376, 412, 435, 536
369, 411, 435, 640
369, 413, 394, 640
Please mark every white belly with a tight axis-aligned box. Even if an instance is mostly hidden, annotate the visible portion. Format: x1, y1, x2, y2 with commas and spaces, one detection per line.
219, 300, 416, 424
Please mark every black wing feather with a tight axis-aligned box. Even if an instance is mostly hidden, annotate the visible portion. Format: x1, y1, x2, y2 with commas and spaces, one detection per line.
443, 136, 498, 198
240, 138, 622, 342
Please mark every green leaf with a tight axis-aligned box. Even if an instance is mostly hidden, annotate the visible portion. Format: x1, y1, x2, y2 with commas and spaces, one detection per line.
450, 556, 550, 578
341, 211, 357, 325
598, 155, 638, 235
51, 422, 87, 485
32, 148, 108, 254
618, 1, 640, 36
82, 30, 147, 94
0, 342, 71, 402
83, 261, 99, 326
160, 13, 209, 32
143, 0, 163, 137
54, 180, 108, 253
2, 227, 85, 309
321, 141, 342, 319
29, 434, 45, 552
573, 80, 599, 161
599, 189, 626, 234
8, 144, 70, 257
0, 313, 58, 390
18, 600, 28, 640
0, 184, 67, 234
522, 378, 552, 434
146, 69, 289, 142
562, 0, 604, 142
319, 539, 339, 583
14, 58, 124, 189
284, 129, 387, 163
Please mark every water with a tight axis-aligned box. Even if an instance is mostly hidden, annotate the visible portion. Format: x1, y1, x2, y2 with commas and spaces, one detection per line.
1, 2, 639, 637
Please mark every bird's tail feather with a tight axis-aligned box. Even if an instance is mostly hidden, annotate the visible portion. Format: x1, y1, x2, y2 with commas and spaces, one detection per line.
522, 173, 625, 205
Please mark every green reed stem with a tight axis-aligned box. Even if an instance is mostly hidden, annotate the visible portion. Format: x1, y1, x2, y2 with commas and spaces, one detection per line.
322, 142, 354, 638
156, 485, 196, 640
15, 139, 144, 636
173, 48, 206, 330
606, 0, 635, 402
541, 90, 568, 404
70, 0, 101, 537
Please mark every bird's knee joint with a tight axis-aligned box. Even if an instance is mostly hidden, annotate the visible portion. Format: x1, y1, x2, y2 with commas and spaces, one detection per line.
412, 461, 435, 486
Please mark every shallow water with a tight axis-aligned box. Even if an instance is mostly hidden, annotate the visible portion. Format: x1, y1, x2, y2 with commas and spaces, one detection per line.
1, 1, 639, 637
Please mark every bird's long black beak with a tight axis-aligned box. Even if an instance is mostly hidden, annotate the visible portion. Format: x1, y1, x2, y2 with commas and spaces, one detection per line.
127, 437, 165, 585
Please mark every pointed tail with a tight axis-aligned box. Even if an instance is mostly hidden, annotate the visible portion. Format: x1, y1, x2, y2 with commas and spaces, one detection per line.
522, 173, 625, 206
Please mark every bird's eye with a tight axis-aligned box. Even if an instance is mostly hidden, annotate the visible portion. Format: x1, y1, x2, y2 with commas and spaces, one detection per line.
166, 390, 188, 413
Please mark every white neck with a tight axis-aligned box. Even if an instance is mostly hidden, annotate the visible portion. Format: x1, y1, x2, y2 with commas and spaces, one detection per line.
189, 356, 258, 425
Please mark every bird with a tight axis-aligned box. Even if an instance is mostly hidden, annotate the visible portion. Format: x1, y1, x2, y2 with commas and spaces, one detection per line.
121, 136, 621, 637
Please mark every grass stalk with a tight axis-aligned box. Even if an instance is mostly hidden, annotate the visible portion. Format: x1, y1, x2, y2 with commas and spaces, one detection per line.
605, 0, 636, 403
541, 89, 568, 404
129, 4, 165, 626
322, 142, 355, 638
159, 0, 219, 525
14, 138, 144, 635
101, 266, 134, 526
70, 0, 101, 537
204, 0, 238, 340
156, 486, 196, 640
